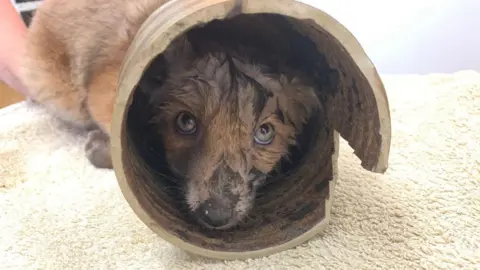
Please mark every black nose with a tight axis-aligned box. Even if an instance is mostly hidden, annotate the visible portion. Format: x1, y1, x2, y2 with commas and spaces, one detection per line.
195, 199, 232, 228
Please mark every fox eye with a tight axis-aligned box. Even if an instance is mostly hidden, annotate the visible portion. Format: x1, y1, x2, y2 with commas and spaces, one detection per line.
254, 123, 275, 145
175, 111, 197, 135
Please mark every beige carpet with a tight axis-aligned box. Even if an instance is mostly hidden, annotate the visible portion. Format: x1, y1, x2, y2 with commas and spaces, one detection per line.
1, 71, 479, 269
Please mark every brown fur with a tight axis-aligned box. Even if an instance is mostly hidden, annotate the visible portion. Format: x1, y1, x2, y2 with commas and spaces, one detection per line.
21, 0, 320, 229
20, 0, 169, 168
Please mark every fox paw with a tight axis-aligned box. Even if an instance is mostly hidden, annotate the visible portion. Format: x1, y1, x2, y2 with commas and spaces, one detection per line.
85, 130, 113, 169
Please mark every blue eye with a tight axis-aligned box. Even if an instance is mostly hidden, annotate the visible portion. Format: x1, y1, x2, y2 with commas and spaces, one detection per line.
175, 111, 197, 135
254, 123, 275, 145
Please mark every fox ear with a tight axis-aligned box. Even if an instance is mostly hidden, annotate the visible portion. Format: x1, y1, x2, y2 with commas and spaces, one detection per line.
136, 34, 196, 94
276, 75, 321, 133
162, 34, 196, 64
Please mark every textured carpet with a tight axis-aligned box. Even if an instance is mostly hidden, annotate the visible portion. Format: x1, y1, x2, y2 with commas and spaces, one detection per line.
1, 71, 479, 269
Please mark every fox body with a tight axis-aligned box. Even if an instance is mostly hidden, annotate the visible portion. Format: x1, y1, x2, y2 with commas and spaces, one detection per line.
21, 0, 320, 229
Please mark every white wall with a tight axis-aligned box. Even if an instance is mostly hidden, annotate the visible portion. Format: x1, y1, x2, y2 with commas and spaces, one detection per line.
299, 0, 480, 74
13, 0, 479, 74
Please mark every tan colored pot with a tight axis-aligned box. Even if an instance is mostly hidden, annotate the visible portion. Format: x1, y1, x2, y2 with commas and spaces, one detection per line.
110, 0, 391, 260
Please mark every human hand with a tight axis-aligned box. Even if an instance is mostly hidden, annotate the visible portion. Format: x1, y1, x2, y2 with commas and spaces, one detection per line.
0, 0, 30, 97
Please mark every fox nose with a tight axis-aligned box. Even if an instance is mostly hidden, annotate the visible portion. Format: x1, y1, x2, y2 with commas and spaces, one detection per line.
195, 199, 232, 228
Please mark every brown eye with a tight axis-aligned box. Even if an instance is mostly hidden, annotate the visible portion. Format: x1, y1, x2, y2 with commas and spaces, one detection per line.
175, 111, 197, 135
254, 123, 275, 145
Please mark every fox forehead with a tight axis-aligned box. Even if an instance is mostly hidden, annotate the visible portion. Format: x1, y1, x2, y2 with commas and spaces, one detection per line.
159, 52, 279, 120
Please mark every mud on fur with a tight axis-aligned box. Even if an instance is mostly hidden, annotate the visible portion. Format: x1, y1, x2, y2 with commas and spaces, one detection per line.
21, 0, 321, 230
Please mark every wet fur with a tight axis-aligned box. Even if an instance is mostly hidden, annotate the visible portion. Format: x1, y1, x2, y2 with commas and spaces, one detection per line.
21, 0, 320, 228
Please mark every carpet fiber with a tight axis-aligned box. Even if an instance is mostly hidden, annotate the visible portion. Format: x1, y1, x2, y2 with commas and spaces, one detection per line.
1, 71, 479, 269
